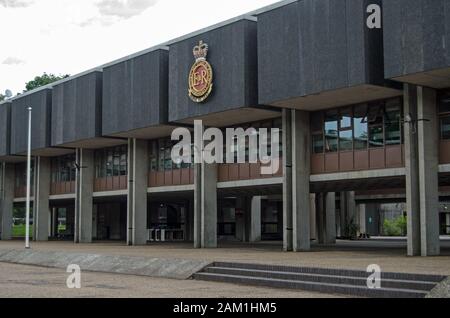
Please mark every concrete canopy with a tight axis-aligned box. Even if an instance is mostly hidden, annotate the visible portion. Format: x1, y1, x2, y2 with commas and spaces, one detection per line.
257, 0, 401, 110
102, 49, 173, 139
168, 18, 279, 127
383, 0, 450, 88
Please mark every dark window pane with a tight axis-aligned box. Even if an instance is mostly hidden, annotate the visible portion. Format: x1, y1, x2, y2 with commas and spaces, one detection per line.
439, 91, 450, 113
441, 116, 450, 140
385, 102, 401, 145
339, 130, 353, 151
368, 103, 384, 125
312, 134, 324, 153
325, 110, 338, 152
369, 126, 384, 148
354, 104, 368, 150
311, 112, 322, 132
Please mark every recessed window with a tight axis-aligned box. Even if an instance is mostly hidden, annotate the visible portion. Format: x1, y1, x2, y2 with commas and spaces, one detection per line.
441, 116, 450, 140
385, 101, 401, 146
354, 104, 368, 150
325, 110, 338, 152
312, 134, 324, 154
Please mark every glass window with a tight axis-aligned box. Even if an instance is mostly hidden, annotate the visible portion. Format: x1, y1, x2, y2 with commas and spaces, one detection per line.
340, 108, 352, 129
369, 126, 384, 148
312, 134, 324, 154
354, 104, 368, 150
441, 116, 450, 140
439, 91, 450, 114
385, 102, 401, 145
339, 130, 353, 151
324, 110, 338, 152
311, 112, 322, 132
368, 103, 384, 125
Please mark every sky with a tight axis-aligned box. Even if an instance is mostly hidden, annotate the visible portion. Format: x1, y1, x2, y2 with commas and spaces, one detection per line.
0, 0, 280, 95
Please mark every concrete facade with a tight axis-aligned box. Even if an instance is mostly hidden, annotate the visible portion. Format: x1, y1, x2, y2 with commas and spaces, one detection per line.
0, 0, 448, 257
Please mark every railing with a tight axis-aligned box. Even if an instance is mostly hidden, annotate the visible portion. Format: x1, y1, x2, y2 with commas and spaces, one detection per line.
311, 145, 404, 174
50, 181, 75, 195
94, 175, 127, 192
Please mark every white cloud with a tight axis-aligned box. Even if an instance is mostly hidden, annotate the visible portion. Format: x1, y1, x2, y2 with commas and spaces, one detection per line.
96, 0, 158, 18
0, 0, 281, 95
2, 57, 26, 65
0, 0, 34, 8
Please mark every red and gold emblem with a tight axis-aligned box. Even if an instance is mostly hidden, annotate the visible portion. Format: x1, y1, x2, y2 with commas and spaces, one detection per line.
188, 40, 213, 103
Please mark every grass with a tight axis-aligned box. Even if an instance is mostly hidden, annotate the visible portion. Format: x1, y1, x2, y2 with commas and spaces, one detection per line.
12, 224, 33, 238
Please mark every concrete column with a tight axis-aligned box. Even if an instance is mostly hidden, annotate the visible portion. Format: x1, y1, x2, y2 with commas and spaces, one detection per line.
346, 192, 356, 227
310, 194, 317, 240
0, 163, 14, 240
404, 84, 421, 256
417, 87, 440, 256
358, 204, 367, 235
33, 157, 51, 241
292, 110, 311, 252
193, 121, 217, 248
316, 192, 336, 244
446, 214, 450, 235
249, 196, 262, 242
127, 139, 148, 246
282, 109, 293, 251
339, 192, 347, 237
74, 149, 94, 243
235, 197, 246, 242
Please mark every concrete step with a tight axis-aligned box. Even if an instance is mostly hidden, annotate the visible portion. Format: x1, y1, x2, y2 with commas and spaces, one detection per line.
203, 266, 437, 291
193, 272, 429, 298
213, 262, 445, 283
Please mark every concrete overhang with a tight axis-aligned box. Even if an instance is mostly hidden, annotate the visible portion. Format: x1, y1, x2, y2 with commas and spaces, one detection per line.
268, 84, 403, 111
171, 107, 281, 128
388, 68, 450, 90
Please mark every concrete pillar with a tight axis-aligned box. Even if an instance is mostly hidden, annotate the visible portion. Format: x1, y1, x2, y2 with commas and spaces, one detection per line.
74, 148, 94, 243
358, 204, 367, 235
282, 109, 293, 251
0, 163, 14, 240
127, 139, 148, 246
249, 196, 262, 242
417, 87, 440, 256
193, 121, 217, 248
33, 157, 51, 241
310, 194, 317, 240
339, 191, 356, 238
339, 192, 347, 237
446, 214, 450, 235
404, 84, 421, 256
235, 197, 246, 242
404, 85, 440, 256
292, 110, 311, 252
316, 192, 336, 244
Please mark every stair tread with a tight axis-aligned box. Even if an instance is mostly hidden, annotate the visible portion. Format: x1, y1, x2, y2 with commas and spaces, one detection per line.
194, 272, 429, 295
207, 266, 438, 285
213, 262, 445, 282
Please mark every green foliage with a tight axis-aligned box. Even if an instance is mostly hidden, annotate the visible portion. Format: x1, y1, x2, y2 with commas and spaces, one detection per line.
0, 94, 5, 102
383, 215, 407, 236
24, 72, 70, 92
344, 218, 360, 239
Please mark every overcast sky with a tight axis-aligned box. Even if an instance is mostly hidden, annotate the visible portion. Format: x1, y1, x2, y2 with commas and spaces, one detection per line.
0, 0, 280, 95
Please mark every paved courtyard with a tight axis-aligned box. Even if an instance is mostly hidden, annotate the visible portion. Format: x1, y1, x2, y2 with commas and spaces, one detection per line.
1, 238, 450, 276
0, 262, 339, 298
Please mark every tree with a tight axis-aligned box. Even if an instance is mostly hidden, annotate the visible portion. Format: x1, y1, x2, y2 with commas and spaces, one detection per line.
24, 72, 70, 92
0, 94, 4, 102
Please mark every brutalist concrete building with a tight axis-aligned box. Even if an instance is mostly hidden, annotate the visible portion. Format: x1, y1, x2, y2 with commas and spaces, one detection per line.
1, 0, 449, 256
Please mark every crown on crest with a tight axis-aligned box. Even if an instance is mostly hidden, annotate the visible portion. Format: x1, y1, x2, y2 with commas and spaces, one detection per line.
193, 40, 208, 61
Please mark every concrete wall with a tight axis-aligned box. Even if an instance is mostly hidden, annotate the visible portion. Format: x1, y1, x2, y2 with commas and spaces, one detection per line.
168, 19, 258, 123
102, 49, 168, 136
383, 0, 450, 80
11, 89, 52, 155
52, 72, 102, 146
0, 102, 11, 157
257, 0, 384, 105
